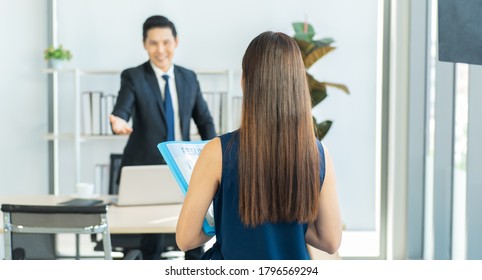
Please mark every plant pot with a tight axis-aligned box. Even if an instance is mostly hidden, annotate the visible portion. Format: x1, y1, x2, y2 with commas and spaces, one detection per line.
50, 59, 64, 69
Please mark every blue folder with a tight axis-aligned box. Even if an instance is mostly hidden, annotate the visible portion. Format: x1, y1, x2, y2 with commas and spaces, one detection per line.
157, 141, 215, 236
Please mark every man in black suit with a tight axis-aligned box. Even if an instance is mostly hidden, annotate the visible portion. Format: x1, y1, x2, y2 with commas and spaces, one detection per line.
110, 15, 216, 260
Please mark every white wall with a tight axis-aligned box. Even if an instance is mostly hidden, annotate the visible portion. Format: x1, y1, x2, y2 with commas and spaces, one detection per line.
1, 0, 378, 231
0, 0, 48, 195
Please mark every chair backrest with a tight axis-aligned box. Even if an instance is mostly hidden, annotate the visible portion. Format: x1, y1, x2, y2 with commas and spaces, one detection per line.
109, 153, 123, 195
10, 233, 56, 260
1, 204, 112, 260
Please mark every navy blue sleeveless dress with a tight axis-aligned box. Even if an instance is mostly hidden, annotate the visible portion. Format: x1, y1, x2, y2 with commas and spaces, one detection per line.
202, 130, 326, 260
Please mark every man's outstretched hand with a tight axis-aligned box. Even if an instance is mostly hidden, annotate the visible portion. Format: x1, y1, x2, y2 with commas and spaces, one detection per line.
110, 114, 133, 135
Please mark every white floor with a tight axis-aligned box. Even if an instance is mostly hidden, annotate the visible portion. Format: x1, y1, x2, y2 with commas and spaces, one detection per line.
339, 231, 380, 258
56, 234, 116, 259
56, 234, 187, 260
1, 231, 378, 260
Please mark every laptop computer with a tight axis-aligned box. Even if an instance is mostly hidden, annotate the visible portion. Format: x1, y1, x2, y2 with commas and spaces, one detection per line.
113, 165, 184, 206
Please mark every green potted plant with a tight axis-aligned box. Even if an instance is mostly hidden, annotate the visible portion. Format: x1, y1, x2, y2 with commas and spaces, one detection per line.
292, 22, 350, 140
44, 44, 72, 69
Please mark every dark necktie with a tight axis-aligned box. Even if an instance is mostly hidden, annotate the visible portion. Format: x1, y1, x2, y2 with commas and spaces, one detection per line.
162, 74, 175, 141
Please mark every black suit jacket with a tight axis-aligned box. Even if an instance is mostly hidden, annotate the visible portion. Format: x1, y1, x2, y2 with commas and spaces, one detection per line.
112, 61, 216, 166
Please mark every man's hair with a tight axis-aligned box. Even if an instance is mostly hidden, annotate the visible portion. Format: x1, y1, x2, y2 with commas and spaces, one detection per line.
143, 15, 177, 41
239, 31, 320, 227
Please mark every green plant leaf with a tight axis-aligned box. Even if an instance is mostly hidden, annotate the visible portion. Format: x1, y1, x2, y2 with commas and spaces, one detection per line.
292, 22, 348, 140
304, 45, 336, 69
321, 82, 350, 94
295, 40, 313, 61
315, 120, 332, 140
314, 38, 335, 46
43, 44, 72, 61
307, 74, 327, 107
292, 22, 315, 42
311, 88, 327, 107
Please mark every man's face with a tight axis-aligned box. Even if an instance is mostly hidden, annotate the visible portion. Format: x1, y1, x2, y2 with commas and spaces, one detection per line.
144, 27, 178, 72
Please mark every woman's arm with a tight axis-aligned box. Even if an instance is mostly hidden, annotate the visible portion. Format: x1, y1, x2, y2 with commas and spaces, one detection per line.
176, 137, 222, 251
305, 144, 343, 254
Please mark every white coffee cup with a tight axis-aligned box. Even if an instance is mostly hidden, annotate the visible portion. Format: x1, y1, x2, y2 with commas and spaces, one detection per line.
76, 182, 94, 198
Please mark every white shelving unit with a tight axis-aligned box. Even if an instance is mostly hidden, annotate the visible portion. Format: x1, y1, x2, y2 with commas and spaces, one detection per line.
45, 68, 234, 195
194, 69, 234, 135
45, 68, 125, 194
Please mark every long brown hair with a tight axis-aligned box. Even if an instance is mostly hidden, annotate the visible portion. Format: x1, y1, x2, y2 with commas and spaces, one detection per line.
239, 31, 320, 227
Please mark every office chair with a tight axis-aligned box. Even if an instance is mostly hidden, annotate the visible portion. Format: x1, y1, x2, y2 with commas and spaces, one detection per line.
109, 153, 123, 195
8, 233, 56, 260
2, 203, 114, 260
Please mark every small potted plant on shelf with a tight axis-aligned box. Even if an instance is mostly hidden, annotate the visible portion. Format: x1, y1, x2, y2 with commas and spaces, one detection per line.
43, 44, 73, 69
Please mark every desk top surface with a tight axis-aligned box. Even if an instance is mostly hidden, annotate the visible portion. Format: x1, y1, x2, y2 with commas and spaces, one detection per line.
0, 195, 182, 234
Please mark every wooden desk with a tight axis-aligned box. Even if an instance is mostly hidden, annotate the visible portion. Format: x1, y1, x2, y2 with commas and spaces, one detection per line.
0, 195, 182, 234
